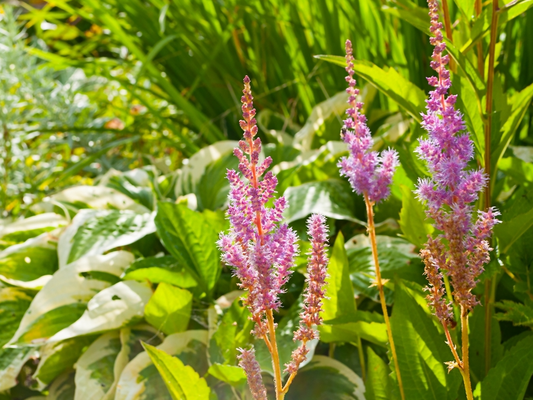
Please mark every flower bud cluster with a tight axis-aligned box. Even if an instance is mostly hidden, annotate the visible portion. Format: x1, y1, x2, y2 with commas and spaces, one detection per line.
338, 39, 399, 203
416, 0, 500, 319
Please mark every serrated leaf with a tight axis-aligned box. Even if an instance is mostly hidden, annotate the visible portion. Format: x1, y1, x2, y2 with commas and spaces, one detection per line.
115, 330, 208, 400
143, 342, 211, 400
494, 300, 533, 327
207, 364, 246, 386
390, 281, 462, 400
155, 202, 220, 296
286, 356, 365, 400
474, 335, 533, 400
366, 346, 391, 400
58, 209, 156, 267
145, 283, 192, 335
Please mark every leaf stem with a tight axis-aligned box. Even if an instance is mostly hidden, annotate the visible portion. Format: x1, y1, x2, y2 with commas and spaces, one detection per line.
364, 194, 405, 400
475, 0, 484, 78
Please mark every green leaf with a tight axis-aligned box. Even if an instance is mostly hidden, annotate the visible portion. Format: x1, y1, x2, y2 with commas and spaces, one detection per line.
115, 330, 208, 400
142, 342, 211, 400
58, 209, 156, 267
321, 311, 388, 346
315, 55, 426, 122
155, 202, 221, 296
123, 256, 197, 289
8, 252, 133, 344
207, 364, 246, 386
494, 189, 533, 254
473, 335, 533, 400
286, 356, 365, 400
283, 179, 363, 224
0, 288, 33, 347
494, 300, 533, 327
366, 346, 391, 400
322, 232, 356, 319
48, 280, 152, 342
145, 283, 192, 335
492, 83, 533, 179
0, 213, 66, 244
34, 335, 96, 388
398, 184, 434, 248
195, 152, 239, 211
390, 281, 462, 400
0, 346, 37, 392
0, 232, 58, 288
74, 331, 123, 400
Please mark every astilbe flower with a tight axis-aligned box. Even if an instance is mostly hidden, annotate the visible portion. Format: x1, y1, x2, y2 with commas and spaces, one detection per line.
237, 348, 268, 400
338, 39, 399, 203
285, 214, 329, 375
218, 76, 329, 398
416, 0, 500, 323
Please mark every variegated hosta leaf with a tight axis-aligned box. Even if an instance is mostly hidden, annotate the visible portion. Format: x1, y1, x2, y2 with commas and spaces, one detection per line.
0, 213, 67, 244
48, 280, 152, 342
58, 209, 156, 268
0, 288, 33, 347
34, 335, 97, 389
0, 346, 38, 392
286, 356, 365, 400
8, 251, 133, 345
47, 371, 76, 400
115, 330, 209, 400
0, 231, 59, 289
51, 185, 149, 213
74, 326, 162, 400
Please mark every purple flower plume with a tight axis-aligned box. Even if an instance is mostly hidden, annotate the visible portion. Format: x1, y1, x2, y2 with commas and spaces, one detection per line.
218, 76, 299, 336
416, 0, 500, 320
338, 40, 399, 203
238, 348, 267, 400
285, 214, 329, 374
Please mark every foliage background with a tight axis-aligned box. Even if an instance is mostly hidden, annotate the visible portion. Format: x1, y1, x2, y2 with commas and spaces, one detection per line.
1, 0, 533, 399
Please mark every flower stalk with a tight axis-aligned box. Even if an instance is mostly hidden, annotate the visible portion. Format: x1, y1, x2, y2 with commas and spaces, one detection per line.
338, 40, 403, 400
219, 76, 329, 400
416, 1, 501, 399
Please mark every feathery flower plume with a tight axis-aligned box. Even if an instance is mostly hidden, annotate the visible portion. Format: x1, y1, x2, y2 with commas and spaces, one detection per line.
238, 348, 268, 400
285, 214, 329, 375
337, 39, 405, 400
218, 76, 329, 398
416, 0, 500, 320
416, 2, 500, 399
338, 40, 399, 203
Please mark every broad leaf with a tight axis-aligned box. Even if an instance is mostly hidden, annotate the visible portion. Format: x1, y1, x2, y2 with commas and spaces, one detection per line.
474, 335, 533, 400
0, 232, 58, 288
286, 355, 365, 400
390, 281, 462, 400
0, 347, 37, 392
207, 364, 246, 386
283, 179, 363, 224
0, 213, 66, 244
48, 280, 152, 342
122, 255, 197, 289
155, 202, 220, 295
366, 346, 391, 400
115, 330, 209, 400
0, 288, 33, 347
58, 209, 156, 267
398, 184, 434, 248
8, 252, 133, 345
143, 342, 211, 400
144, 283, 192, 335
315, 55, 426, 122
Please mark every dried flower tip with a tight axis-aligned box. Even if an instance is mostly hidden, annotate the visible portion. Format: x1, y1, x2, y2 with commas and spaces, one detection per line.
238, 347, 267, 400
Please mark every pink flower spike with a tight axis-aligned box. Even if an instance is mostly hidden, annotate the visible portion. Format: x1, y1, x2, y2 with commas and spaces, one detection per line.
238, 347, 267, 400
